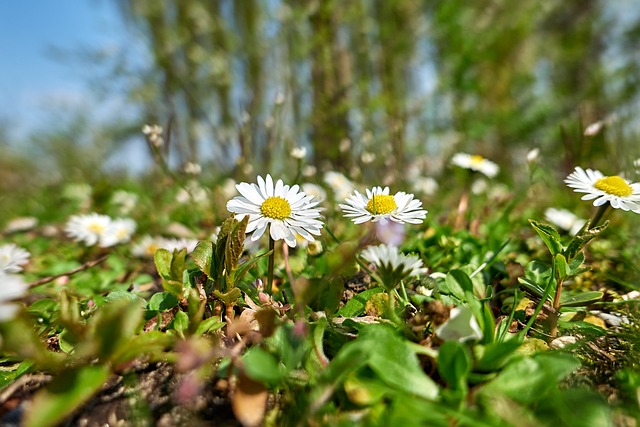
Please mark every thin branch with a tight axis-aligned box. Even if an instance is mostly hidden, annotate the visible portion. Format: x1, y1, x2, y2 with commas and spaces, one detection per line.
28, 255, 109, 288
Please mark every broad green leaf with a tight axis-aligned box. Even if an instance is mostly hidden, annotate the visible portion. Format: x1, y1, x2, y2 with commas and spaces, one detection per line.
111, 331, 174, 365
529, 219, 563, 256
358, 324, 439, 400
438, 341, 471, 393
559, 291, 604, 308
337, 287, 384, 317
243, 347, 285, 384
24, 365, 111, 427
148, 291, 179, 311
480, 352, 580, 404
444, 269, 474, 301
104, 290, 146, 305
191, 240, 213, 278
86, 299, 145, 362
162, 279, 184, 298
154, 248, 173, 280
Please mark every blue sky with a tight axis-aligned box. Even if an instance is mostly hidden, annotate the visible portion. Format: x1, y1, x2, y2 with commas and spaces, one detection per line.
0, 1, 128, 140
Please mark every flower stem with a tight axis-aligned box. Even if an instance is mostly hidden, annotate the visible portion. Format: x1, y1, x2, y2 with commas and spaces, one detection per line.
454, 190, 469, 231
267, 235, 275, 295
588, 203, 610, 230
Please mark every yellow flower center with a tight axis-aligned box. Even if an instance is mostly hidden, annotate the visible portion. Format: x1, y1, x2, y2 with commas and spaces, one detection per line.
470, 155, 485, 165
88, 222, 106, 233
366, 195, 397, 215
594, 176, 633, 197
260, 196, 292, 220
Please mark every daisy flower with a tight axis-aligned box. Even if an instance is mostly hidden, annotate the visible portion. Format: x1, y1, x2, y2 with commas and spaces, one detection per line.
360, 244, 427, 290
339, 186, 427, 225
131, 235, 166, 258
0, 244, 30, 274
65, 213, 112, 246
162, 238, 199, 254
99, 218, 137, 248
451, 153, 499, 178
226, 174, 323, 248
0, 274, 29, 321
564, 167, 640, 213
544, 208, 586, 235
323, 171, 355, 201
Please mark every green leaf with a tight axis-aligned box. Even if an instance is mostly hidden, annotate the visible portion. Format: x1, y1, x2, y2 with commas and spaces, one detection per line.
517, 277, 546, 298
148, 292, 179, 311
171, 311, 190, 339
559, 291, 604, 308
529, 219, 563, 256
24, 365, 111, 427
162, 279, 185, 298
444, 269, 474, 301
358, 324, 439, 400
475, 340, 523, 372
438, 341, 471, 393
480, 352, 580, 404
564, 221, 609, 261
554, 253, 569, 280
337, 287, 384, 317
213, 287, 242, 306
195, 317, 226, 335
86, 299, 145, 362
104, 290, 146, 305
232, 249, 272, 284
154, 248, 173, 280
191, 240, 213, 278
225, 216, 249, 277
170, 248, 187, 281
243, 347, 285, 384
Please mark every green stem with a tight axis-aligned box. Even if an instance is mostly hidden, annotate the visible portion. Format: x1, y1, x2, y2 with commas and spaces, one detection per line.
267, 235, 275, 295
588, 203, 610, 230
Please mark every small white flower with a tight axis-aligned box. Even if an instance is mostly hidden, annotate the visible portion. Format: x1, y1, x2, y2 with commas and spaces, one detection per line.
183, 162, 202, 175
323, 171, 355, 201
0, 274, 29, 321
544, 208, 586, 235
361, 152, 376, 164
0, 244, 30, 274
99, 218, 136, 248
339, 186, 427, 225
564, 166, 640, 213
451, 153, 499, 178
360, 244, 427, 289
527, 148, 540, 164
435, 306, 483, 342
301, 183, 327, 203
583, 121, 605, 137
226, 175, 323, 248
176, 181, 209, 204
162, 238, 199, 254
290, 146, 307, 160
3, 217, 38, 234
111, 191, 138, 215
65, 213, 112, 246
471, 178, 488, 195
131, 235, 166, 258
412, 177, 438, 196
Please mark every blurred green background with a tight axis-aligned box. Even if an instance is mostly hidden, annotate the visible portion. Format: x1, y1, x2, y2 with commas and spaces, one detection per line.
2, 0, 640, 217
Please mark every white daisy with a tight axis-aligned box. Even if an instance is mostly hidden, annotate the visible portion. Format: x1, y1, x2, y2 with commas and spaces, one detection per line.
162, 238, 199, 254
131, 235, 166, 258
226, 174, 323, 248
65, 213, 112, 246
544, 208, 586, 235
339, 186, 427, 225
360, 244, 427, 289
0, 273, 29, 321
301, 183, 327, 203
435, 306, 483, 343
3, 217, 38, 234
323, 171, 356, 201
99, 218, 136, 248
451, 153, 499, 178
0, 244, 31, 274
564, 166, 640, 213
